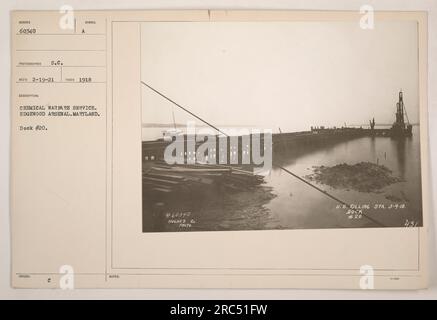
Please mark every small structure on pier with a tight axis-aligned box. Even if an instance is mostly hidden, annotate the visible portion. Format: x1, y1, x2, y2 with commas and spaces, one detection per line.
369, 90, 413, 137
369, 118, 375, 130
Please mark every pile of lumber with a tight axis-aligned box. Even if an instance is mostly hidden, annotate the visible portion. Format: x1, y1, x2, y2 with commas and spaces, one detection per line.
142, 161, 265, 195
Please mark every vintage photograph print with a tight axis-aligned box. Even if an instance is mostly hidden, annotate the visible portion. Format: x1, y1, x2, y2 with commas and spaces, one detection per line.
141, 21, 422, 232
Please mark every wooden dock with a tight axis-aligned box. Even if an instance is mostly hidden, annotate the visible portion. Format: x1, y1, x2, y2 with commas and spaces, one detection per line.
143, 161, 265, 195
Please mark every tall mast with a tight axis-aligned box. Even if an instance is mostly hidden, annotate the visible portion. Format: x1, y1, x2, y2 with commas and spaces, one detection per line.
399, 90, 404, 124
171, 106, 176, 130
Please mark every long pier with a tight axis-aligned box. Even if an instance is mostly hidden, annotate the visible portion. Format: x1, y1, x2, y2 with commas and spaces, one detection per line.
141, 126, 398, 165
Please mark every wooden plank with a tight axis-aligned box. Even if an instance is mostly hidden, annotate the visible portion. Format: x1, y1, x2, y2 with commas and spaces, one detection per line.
151, 167, 230, 173
143, 176, 180, 185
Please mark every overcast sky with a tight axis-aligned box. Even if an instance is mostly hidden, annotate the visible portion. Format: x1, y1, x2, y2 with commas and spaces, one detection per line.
141, 21, 418, 133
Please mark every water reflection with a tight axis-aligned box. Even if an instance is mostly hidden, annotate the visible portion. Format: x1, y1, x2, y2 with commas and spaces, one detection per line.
370, 137, 376, 162
393, 137, 407, 179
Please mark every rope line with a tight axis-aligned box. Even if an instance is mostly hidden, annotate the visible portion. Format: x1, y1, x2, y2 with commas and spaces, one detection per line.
141, 81, 228, 137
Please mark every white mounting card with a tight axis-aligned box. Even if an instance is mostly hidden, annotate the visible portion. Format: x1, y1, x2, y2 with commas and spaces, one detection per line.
10, 10, 430, 289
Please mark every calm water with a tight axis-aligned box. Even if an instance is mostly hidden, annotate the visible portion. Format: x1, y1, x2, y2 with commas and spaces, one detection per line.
265, 126, 422, 229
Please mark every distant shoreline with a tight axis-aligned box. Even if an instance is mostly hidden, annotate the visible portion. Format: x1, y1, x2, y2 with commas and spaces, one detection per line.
142, 123, 420, 128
